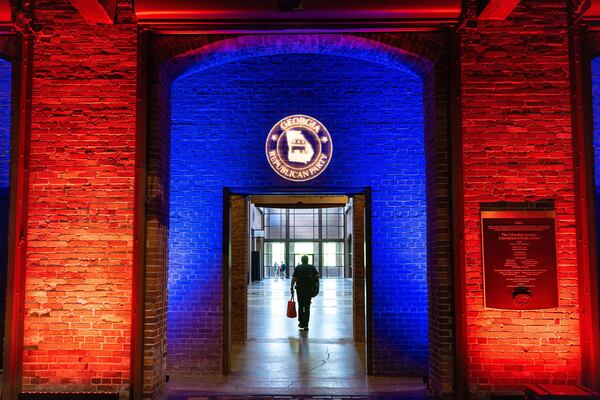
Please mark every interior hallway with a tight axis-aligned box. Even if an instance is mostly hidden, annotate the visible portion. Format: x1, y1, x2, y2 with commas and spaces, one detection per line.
240, 278, 360, 382
164, 279, 431, 399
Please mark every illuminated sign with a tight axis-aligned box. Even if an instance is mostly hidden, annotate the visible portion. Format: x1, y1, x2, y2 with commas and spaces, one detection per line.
265, 115, 332, 182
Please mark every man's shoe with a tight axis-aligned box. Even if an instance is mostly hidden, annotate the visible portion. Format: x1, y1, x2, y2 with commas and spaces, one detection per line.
303, 326, 309, 331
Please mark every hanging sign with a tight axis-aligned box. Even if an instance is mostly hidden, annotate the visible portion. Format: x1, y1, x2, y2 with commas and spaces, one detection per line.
481, 210, 558, 310
265, 115, 332, 182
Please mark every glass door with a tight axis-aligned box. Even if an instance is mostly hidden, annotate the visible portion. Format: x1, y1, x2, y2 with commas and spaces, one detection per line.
264, 241, 285, 278
323, 241, 344, 278
261, 206, 346, 279
290, 241, 319, 277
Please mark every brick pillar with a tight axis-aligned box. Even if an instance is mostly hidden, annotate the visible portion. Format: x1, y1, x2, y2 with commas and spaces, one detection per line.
142, 44, 170, 400
461, 1, 580, 396
425, 36, 455, 400
231, 195, 248, 344
21, 0, 137, 395
353, 195, 365, 344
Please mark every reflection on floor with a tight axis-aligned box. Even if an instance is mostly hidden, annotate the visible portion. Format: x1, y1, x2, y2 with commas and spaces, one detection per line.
238, 278, 361, 381
165, 279, 431, 399
247, 278, 354, 340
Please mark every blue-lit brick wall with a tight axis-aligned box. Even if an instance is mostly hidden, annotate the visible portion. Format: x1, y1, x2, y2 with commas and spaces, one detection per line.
0, 58, 9, 188
168, 53, 427, 375
0, 57, 11, 367
592, 57, 600, 297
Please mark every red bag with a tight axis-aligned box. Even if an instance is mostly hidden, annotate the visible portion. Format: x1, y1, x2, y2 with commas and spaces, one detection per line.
287, 295, 297, 318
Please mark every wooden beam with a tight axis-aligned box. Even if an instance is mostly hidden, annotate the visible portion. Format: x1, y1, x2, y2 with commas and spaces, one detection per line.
478, 0, 521, 21
68, 0, 117, 24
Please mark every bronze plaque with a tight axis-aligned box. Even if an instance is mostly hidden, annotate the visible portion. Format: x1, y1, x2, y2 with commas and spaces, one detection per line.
481, 210, 558, 310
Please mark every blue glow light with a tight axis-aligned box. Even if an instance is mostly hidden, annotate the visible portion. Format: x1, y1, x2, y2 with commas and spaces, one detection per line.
168, 45, 428, 375
0, 57, 11, 367
0, 58, 10, 189
591, 57, 600, 274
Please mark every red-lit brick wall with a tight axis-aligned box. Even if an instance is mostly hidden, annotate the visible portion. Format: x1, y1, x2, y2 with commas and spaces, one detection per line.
461, 1, 581, 396
21, 0, 136, 394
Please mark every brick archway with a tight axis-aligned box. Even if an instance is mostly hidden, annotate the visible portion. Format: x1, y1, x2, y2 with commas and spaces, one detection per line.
138, 32, 456, 400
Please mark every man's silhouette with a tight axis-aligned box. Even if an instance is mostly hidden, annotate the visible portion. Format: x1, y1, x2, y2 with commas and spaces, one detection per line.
290, 255, 319, 330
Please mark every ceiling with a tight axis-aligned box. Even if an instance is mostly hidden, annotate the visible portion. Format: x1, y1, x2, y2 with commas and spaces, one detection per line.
133, 0, 463, 22
9, 0, 580, 30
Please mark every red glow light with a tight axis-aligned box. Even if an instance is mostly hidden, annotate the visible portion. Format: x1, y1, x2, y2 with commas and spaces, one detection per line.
134, 0, 462, 20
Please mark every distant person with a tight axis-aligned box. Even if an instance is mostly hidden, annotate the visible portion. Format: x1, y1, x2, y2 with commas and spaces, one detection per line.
280, 261, 287, 278
290, 255, 319, 330
274, 262, 280, 279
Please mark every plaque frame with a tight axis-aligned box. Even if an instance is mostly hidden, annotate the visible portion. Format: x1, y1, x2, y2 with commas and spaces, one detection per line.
481, 210, 558, 310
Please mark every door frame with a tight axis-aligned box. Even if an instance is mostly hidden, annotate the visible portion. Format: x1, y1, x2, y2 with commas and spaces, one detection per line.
223, 186, 373, 375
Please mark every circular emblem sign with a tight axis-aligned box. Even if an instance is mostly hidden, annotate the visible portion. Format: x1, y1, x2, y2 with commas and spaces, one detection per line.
265, 115, 332, 182
513, 294, 532, 307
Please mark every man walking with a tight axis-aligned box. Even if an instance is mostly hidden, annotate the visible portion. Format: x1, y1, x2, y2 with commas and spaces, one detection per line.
290, 255, 319, 330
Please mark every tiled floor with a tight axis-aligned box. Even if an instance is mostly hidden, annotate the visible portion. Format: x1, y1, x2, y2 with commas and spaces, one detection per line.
164, 279, 431, 400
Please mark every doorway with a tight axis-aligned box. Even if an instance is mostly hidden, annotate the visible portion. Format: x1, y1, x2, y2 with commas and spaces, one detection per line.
224, 190, 372, 385
144, 33, 451, 400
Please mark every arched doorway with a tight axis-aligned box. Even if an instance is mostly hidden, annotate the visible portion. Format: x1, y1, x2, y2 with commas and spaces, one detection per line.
138, 33, 456, 399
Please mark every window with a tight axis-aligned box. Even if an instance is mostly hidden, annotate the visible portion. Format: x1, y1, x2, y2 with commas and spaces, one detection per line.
265, 208, 286, 239
262, 206, 347, 278
322, 208, 344, 239
323, 242, 344, 278
264, 241, 285, 278
289, 208, 319, 239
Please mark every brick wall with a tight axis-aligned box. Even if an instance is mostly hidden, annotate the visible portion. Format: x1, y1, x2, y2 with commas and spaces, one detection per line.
21, 0, 136, 394
0, 55, 10, 368
142, 35, 170, 398
1, 1, 593, 398
461, 0, 580, 396
352, 196, 365, 344
591, 56, 600, 284
231, 196, 248, 344
0, 57, 11, 189
166, 41, 428, 376
423, 35, 454, 400
143, 32, 455, 399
